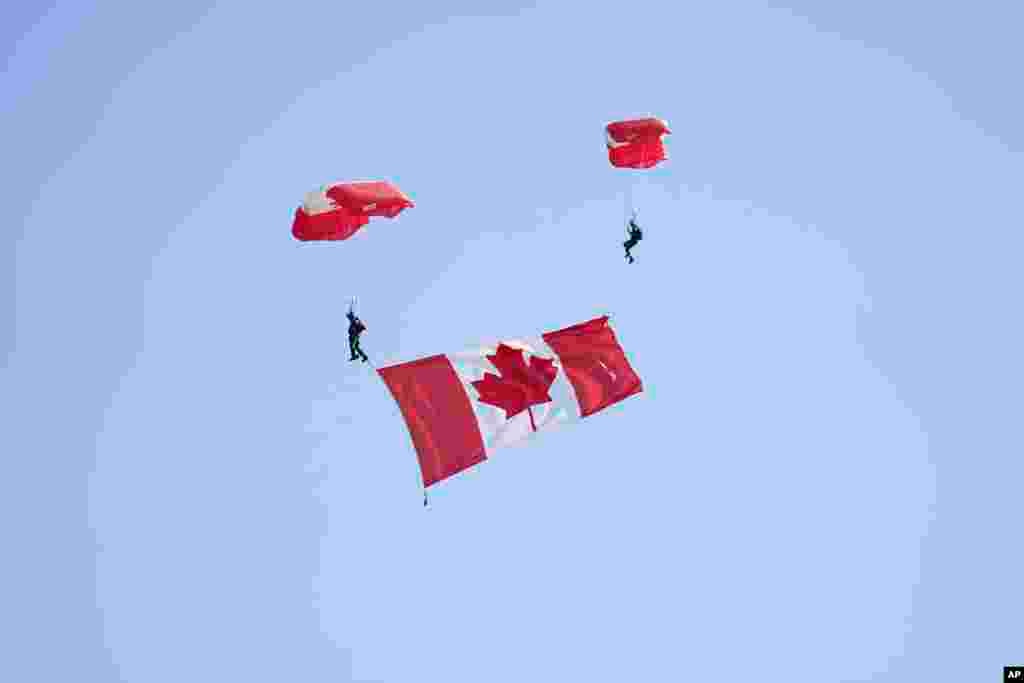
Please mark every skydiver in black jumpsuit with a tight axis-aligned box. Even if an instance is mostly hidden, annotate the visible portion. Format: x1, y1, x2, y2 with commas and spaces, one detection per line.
623, 216, 643, 264
347, 304, 369, 362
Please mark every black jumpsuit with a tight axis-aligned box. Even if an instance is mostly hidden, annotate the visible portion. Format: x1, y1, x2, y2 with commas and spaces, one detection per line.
623, 219, 642, 263
346, 312, 368, 362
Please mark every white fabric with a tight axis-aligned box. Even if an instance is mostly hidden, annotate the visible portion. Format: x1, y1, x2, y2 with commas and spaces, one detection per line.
301, 187, 338, 215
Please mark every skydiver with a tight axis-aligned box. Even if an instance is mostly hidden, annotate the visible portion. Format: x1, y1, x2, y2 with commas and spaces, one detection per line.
623, 213, 643, 264
346, 302, 369, 363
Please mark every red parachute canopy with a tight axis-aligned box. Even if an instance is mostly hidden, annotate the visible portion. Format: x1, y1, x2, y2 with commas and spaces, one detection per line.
605, 117, 671, 169
292, 180, 414, 241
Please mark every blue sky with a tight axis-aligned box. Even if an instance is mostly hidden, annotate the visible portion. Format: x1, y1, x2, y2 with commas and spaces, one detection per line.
3, 2, 1022, 681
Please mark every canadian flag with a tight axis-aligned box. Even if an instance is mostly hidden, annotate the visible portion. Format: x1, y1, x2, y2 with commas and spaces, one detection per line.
377, 316, 643, 487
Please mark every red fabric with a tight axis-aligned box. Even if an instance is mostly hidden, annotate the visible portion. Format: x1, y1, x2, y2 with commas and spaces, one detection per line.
471, 344, 558, 432
608, 138, 667, 169
291, 206, 369, 241
606, 118, 670, 142
542, 316, 643, 418
327, 181, 415, 218
606, 118, 670, 169
378, 354, 487, 487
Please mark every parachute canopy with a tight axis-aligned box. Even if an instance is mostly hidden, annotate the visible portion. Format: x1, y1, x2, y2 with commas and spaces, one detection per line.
292, 180, 414, 241
605, 117, 671, 169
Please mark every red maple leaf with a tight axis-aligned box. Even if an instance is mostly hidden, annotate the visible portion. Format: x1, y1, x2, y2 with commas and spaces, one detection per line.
471, 343, 558, 432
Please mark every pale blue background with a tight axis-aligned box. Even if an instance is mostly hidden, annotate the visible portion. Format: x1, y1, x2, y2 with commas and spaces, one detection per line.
3, 2, 1022, 681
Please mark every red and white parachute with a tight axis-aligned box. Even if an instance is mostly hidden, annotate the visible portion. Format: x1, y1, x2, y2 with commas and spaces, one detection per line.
606, 117, 671, 169
292, 180, 414, 242
606, 117, 671, 219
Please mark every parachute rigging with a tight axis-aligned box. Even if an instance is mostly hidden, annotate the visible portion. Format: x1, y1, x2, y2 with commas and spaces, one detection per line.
605, 117, 671, 218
